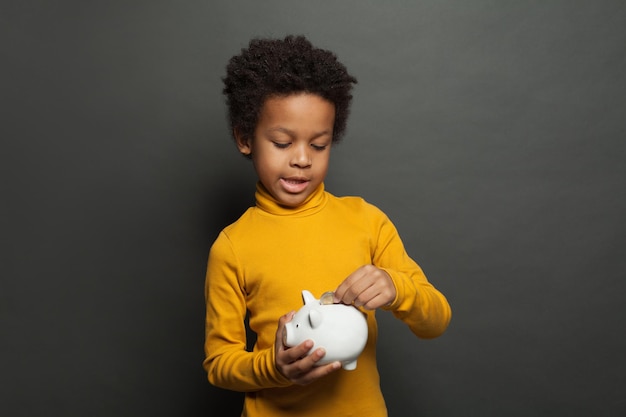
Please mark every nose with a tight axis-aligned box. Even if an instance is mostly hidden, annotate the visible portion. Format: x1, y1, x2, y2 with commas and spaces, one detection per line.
290, 144, 311, 168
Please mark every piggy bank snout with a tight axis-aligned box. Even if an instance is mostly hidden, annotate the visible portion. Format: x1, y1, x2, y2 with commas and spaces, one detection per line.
283, 319, 305, 347
283, 322, 294, 346
283, 308, 323, 347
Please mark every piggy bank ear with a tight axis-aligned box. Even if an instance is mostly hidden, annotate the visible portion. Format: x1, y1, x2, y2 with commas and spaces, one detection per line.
309, 309, 323, 328
302, 290, 316, 305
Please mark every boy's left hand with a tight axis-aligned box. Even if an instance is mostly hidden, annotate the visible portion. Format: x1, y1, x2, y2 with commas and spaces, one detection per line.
333, 265, 396, 310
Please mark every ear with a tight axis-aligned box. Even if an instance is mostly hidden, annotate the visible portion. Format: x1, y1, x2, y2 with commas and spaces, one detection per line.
234, 128, 252, 156
309, 309, 323, 329
302, 290, 316, 305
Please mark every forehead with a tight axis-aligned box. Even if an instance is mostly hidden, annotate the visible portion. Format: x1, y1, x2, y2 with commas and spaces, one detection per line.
257, 93, 335, 131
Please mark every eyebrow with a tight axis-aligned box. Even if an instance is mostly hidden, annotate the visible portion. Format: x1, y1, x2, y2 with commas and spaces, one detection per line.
266, 127, 332, 140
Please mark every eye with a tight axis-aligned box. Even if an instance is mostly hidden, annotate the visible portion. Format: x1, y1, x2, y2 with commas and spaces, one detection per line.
272, 142, 290, 149
311, 144, 328, 151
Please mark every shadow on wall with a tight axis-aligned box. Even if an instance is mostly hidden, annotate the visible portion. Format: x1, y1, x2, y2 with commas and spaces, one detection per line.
198, 168, 255, 415
205, 384, 245, 417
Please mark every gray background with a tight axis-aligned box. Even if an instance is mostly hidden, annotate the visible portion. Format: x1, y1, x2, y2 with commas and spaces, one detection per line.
2, 1, 625, 416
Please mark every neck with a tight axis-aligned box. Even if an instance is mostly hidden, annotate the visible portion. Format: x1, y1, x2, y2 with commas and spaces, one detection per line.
255, 182, 327, 216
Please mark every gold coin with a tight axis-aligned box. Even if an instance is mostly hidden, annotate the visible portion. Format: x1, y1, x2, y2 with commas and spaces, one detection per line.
319, 291, 335, 305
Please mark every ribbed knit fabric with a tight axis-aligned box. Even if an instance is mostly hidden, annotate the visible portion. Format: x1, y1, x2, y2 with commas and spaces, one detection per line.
204, 182, 451, 417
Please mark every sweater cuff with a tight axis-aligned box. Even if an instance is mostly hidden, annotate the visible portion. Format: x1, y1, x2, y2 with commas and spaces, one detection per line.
266, 346, 293, 387
379, 267, 401, 311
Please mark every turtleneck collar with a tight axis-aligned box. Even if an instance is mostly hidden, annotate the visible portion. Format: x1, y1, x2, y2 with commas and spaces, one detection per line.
255, 182, 327, 216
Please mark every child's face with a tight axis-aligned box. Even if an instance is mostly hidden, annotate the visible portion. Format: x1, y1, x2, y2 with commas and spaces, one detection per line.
236, 93, 335, 207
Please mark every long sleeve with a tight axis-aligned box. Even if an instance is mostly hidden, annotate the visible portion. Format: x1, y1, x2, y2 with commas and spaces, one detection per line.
370, 206, 452, 338
203, 231, 291, 391
202, 185, 446, 416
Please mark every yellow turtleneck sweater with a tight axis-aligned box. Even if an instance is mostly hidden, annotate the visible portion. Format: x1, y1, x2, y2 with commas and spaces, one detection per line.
204, 183, 451, 417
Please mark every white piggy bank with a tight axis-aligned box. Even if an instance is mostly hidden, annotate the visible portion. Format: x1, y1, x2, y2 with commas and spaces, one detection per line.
283, 290, 368, 370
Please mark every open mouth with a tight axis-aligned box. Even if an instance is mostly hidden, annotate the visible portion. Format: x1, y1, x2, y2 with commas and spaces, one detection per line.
281, 177, 309, 193
283, 178, 307, 184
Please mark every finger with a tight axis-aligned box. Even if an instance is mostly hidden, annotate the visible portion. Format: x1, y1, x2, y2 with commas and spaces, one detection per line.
292, 361, 342, 385
362, 292, 392, 310
342, 275, 376, 305
333, 268, 359, 302
363, 280, 396, 309
281, 340, 315, 365
353, 285, 380, 308
281, 346, 323, 379
294, 362, 341, 385
275, 311, 295, 352
334, 267, 369, 304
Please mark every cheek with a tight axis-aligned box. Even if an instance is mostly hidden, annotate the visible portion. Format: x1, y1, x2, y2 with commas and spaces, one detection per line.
258, 158, 284, 177
251, 149, 280, 172
314, 154, 331, 172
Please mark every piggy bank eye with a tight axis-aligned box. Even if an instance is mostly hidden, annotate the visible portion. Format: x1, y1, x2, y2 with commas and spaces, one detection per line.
296, 324, 299, 328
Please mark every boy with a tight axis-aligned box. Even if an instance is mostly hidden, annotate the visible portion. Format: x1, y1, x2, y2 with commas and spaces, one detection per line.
204, 35, 451, 417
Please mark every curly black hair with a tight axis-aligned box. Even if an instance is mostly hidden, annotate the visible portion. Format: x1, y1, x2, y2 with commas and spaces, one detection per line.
223, 35, 357, 144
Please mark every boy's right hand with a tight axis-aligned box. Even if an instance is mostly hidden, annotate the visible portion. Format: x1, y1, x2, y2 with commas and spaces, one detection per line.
274, 311, 341, 385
